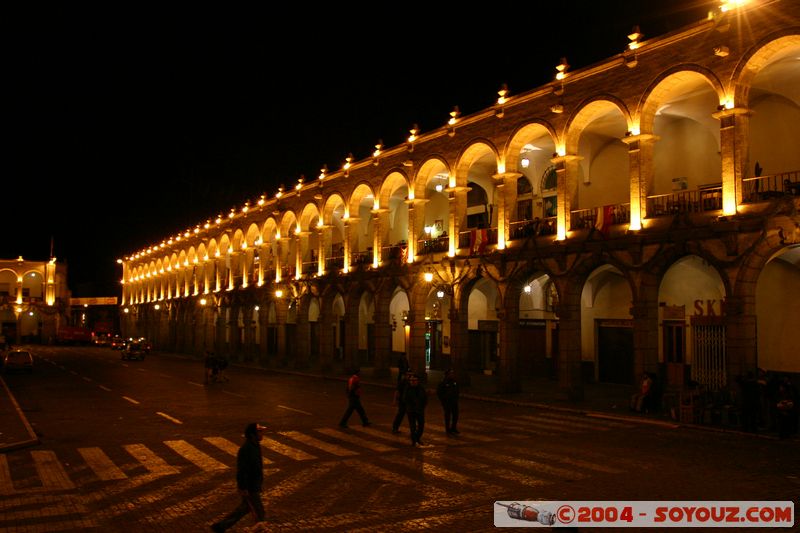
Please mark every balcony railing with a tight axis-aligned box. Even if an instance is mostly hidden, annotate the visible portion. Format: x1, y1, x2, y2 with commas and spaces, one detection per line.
647, 186, 722, 217
742, 170, 800, 202
417, 235, 449, 255
458, 227, 498, 252
325, 256, 344, 271
301, 261, 316, 275
508, 218, 557, 240
570, 203, 631, 231
381, 243, 408, 264
351, 250, 373, 266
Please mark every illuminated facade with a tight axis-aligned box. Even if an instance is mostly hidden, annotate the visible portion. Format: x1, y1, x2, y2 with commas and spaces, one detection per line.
0, 257, 70, 344
120, 1, 800, 397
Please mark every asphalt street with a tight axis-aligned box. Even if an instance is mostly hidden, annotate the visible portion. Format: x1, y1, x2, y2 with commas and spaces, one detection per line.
0, 346, 797, 532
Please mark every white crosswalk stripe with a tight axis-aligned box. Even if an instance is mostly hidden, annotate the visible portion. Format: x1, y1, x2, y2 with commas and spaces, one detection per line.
315, 427, 397, 452
164, 440, 229, 471
78, 447, 128, 480
260, 435, 317, 461
123, 443, 180, 475
31, 450, 75, 490
279, 430, 359, 456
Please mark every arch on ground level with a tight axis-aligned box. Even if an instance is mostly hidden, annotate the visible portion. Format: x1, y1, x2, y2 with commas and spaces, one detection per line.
658, 254, 727, 391
463, 276, 500, 373
580, 264, 634, 384
388, 286, 411, 358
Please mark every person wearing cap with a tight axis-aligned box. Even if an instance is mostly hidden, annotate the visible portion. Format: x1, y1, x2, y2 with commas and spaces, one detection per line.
211, 422, 266, 532
339, 368, 371, 428
402, 373, 428, 447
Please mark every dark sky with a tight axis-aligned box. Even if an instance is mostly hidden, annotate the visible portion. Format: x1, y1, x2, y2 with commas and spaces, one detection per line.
4, 1, 714, 296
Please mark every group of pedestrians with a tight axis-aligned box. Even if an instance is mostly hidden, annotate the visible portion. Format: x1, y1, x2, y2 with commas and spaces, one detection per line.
340, 356, 461, 447
211, 358, 461, 531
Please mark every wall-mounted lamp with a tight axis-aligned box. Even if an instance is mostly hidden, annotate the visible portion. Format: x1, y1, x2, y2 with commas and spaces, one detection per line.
555, 58, 569, 81
436, 290, 445, 299
496, 84, 508, 118
627, 26, 643, 50
521, 157, 530, 169
408, 124, 419, 143
423, 271, 434, 283
713, 45, 730, 57
343, 153, 353, 175
275, 289, 284, 298
550, 104, 564, 114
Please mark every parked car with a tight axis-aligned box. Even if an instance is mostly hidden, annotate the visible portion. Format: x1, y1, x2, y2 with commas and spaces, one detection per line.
121, 341, 146, 361
3, 350, 34, 373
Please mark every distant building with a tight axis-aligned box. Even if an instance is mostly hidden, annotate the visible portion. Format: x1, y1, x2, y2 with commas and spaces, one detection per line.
0, 256, 70, 344
119, 1, 799, 398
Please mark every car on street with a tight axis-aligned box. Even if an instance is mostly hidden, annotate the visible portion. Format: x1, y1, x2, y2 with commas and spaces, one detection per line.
121, 341, 146, 361
2, 350, 34, 373
110, 335, 126, 350
136, 337, 152, 353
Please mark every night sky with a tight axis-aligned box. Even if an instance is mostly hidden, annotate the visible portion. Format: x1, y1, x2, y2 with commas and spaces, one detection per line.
4, 1, 714, 296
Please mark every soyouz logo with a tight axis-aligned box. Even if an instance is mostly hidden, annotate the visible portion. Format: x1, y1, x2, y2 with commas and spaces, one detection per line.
494, 501, 794, 528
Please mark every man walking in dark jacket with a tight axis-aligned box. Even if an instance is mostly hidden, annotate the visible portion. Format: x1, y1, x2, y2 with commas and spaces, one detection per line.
403, 373, 428, 447
392, 370, 411, 433
211, 422, 266, 532
437, 368, 460, 434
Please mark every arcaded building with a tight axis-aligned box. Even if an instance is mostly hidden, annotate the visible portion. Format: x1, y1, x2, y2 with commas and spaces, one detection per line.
0, 257, 70, 344
120, 0, 799, 399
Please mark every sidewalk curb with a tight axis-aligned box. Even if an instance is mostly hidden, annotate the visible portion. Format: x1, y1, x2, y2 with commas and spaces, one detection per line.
0, 375, 40, 453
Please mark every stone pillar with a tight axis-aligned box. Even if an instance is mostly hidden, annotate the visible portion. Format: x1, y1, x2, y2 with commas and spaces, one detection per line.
372, 209, 387, 267
631, 296, 659, 379
550, 154, 582, 240
722, 294, 755, 383
344, 217, 358, 272
622, 133, 659, 228
449, 186, 469, 256
372, 297, 392, 378
448, 301, 470, 386
274, 238, 284, 282
713, 107, 751, 212
492, 172, 522, 249
496, 287, 520, 393
555, 293, 583, 401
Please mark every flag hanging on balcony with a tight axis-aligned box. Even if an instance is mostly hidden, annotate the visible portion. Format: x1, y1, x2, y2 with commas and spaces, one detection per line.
595, 205, 615, 236
470, 228, 488, 254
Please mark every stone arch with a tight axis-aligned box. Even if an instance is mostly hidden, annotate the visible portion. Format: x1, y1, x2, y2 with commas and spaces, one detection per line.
639, 65, 726, 133
732, 32, 800, 106
504, 121, 558, 175
454, 139, 500, 188
414, 156, 451, 200
564, 96, 632, 154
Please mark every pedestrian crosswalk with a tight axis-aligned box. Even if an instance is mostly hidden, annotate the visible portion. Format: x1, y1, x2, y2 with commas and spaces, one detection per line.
0, 410, 644, 531
0, 410, 636, 496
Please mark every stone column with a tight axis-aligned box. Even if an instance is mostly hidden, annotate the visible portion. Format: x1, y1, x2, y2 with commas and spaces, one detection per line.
448, 186, 469, 256
550, 154, 582, 240
496, 286, 521, 393
372, 209, 387, 267
554, 287, 583, 400
713, 107, 751, 212
492, 172, 522, 249
622, 133, 659, 228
